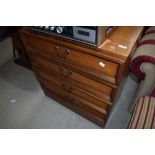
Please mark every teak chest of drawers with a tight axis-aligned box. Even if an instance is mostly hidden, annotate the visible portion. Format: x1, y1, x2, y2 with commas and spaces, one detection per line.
20, 27, 144, 127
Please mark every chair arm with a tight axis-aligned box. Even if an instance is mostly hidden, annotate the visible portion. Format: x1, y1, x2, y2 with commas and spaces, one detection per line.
131, 33, 155, 80
129, 27, 155, 112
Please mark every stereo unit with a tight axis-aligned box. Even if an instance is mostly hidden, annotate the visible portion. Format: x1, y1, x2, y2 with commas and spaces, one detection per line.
28, 26, 116, 46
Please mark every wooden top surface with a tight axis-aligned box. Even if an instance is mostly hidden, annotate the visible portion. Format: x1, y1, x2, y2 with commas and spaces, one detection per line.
99, 26, 144, 57
20, 26, 144, 64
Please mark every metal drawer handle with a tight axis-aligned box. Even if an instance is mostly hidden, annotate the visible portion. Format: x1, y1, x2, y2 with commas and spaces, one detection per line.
64, 70, 72, 78
64, 50, 70, 55
64, 95, 73, 102
62, 50, 70, 58
62, 84, 73, 92
59, 67, 72, 78
59, 66, 63, 71
99, 62, 106, 68
67, 71, 72, 76
68, 71, 72, 75
68, 87, 73, 92
53, 46, 59, 52
64, 95, 69, 99
61, 50, 70, 59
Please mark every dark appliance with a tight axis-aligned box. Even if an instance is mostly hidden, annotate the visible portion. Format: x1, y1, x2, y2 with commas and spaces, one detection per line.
28, 26, 116, 46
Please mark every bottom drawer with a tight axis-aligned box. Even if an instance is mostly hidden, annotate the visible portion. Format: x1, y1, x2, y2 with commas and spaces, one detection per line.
44, 87, 105, 127
38, 76, 106, 127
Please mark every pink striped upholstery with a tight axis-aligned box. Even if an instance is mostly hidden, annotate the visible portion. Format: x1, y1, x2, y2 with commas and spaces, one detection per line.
129, 27, 155, 113
128, 96, 155, 129
145, 27, 155, 35
130, 26, 155, 98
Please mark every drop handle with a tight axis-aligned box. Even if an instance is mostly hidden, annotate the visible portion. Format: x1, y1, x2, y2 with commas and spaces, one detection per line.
67, 87, 73, 92
64, 95, 69, 99
64, 70, 72, 78
62, 84, 67, 91
64, 95, 73, 102
62, 50, 70, 58
67, 71, 72, 75
53, 46, 59, 52
62, 84, 73, 92
59, 66, 63, 71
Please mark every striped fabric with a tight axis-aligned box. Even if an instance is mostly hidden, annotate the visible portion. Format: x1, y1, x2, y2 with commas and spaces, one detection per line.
128, 96, 155, 129
138, 40, 155, 48
145, 27, 155, 35
130, 26, 155, 97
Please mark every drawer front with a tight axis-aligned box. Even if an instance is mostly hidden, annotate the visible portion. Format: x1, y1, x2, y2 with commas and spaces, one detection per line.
31, 54, 114, 103
59, 46, 119, 84
61, 67, 114, 103
25, 36, 61, 59
63, 83, 109, 116
38, 76, 107, 124
41, 80, 66, 101
29, 54, 62, 78
36, 69, 109, 118
43, 88, 105, 127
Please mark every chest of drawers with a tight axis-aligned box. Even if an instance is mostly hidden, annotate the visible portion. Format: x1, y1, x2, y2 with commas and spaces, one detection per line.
20, 27, 144, 127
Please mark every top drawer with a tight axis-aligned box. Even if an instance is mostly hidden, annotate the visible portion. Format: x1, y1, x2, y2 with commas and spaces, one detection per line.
59, 47, 119, 84
25, 36, 61, 59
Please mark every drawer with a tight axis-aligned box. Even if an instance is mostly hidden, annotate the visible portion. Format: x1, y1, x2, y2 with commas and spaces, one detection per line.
30, 54, 62, 77
60, 67, 114, 103
40, 78, 106, 126
25, 36, 61, 59
63, 83, 109, 116
43, 88, 105, 127
36, 69, 109, 118
59, 46, 119, 84
30, 55, 114, 103
41, 80, 66, 102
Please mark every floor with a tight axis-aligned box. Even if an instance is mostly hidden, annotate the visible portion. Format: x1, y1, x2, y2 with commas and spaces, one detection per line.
0, 37, 139, 129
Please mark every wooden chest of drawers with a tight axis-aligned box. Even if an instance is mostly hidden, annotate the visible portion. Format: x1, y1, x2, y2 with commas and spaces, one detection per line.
19, 27, 144, 127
